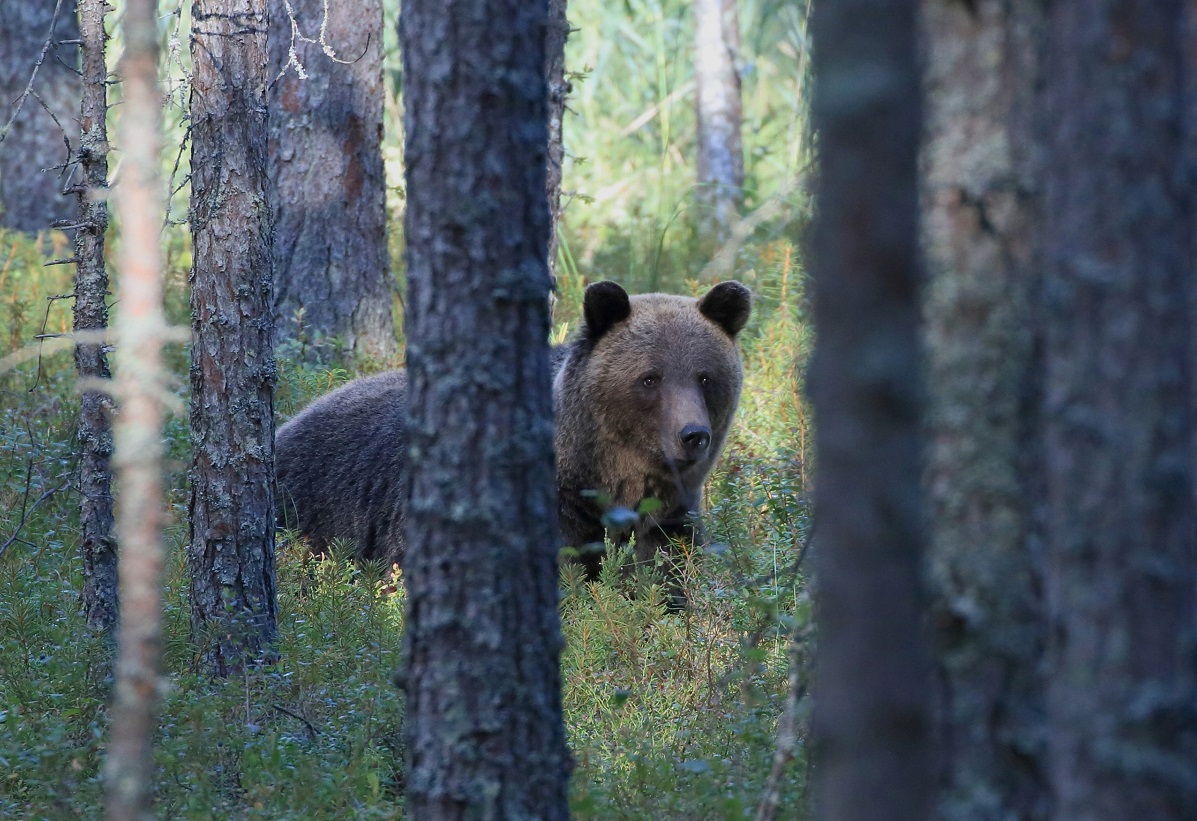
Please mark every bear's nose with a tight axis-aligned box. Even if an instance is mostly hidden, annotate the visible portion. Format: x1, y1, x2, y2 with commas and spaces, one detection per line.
679, 424, 711, 458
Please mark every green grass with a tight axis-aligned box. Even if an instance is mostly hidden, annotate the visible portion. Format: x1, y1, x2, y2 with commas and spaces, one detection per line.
0, 229, 810, 818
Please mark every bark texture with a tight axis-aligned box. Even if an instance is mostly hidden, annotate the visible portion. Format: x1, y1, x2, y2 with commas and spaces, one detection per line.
267, 0, 395, 361
1041, 3, 1197, 817
400, 0, 572, 816
0, 0, 80, 232
807, 0, 931, 818
74, 0, 117, 635
188, 0, 279, 677
545, 0, 569, 282
103, 0, 166, 816
693, 0, 743, 239
921, 2, 1048, 818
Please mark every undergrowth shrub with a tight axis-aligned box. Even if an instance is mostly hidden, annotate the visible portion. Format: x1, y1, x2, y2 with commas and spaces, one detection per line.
1, 211, 812, 821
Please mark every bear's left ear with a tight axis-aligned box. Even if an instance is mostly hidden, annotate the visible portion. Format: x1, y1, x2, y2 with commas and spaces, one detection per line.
583, 281, 632, 340
698, 281, 752, 338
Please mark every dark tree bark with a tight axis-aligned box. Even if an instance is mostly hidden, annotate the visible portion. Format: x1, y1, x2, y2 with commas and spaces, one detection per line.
1040, 3, 1197, 817
545, 0, 569, 283
104, 0, 167, 816
400, 0, 572, 816
74, 0, 117, 635
693, 0, 743, 240
188, 0, 279, 677
807, 0, 931, 819
921, 2, 1049, 819
267, 0, 395, 361
0, 0, 79, 232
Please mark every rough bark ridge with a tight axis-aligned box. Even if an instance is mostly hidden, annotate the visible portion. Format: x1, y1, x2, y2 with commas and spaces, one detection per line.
0, 0, 80, 232
267, 0, 395, 361
188, 0, 279, 677
693, 0, 743, 239
400, 0, 572, 816
545, 0, 570, 284
104, 0, 167, 816
921, 1, 1048, 818
1041, 3, 1197, 817
807, 0, 931, 818
74, 0, 117, 635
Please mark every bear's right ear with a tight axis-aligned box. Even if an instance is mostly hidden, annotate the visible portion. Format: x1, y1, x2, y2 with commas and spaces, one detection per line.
583, 281, 632, 340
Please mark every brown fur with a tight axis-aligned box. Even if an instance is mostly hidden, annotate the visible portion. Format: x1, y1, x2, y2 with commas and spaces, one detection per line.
274, 281, 751, 604
555, 281, 750, 603
275, 371, 408, 564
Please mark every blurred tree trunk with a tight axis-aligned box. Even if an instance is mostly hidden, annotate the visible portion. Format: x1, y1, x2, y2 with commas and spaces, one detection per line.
693, 0, 743, 241
807, 0, 931, 819
921, 2, 1049, 819
267, 0, 396, 362
103, 0, 167, 816
0, 0, 79, 232
74, 0, 117, 635
1040, 3, 1197, 817
545, 0, 569, 283
400, 0, 572, 815
188, 0, 279, 677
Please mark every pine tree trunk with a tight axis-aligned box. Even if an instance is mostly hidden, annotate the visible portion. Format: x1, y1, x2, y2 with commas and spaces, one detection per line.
400, 0, 572, 815
104, 0, 167, 815
188, 0, 279, 677
267, 0, 395, 361
807, 0, 931, 818
921, 2, 1049, 818
545, 0, 569, 282
1041, 3, 1197, 817
74, 0, 117, 635
0, 0, 80, 232
693, 0, 743, 240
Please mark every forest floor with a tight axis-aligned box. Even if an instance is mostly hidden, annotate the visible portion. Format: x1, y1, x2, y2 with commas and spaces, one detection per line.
0, 229, 809, 819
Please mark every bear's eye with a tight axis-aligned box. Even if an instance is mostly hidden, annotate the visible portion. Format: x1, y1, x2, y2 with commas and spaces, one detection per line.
698, 373, 711, 388
641, 374, 658, 388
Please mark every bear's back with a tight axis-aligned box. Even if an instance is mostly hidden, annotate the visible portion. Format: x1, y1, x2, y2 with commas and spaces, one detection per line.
275, 371, 409, 565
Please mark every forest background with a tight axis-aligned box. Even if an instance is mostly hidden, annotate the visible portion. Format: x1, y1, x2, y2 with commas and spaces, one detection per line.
11, 0, 1193, 817
0, 0, 812, 816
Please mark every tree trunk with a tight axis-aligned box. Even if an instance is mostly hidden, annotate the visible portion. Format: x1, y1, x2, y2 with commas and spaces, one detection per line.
74, 0, 117, 635
103, 0, 167, 816
921, 2, 1049, 819
1040, 3, 1197, 817
545, 0, 569, 283
0, 0, 80, 232
400, 0, 572, 816
267, 0, 395, 362
188, 0, 279, 677
693, 0, 743, 241
807, 0, 931, 818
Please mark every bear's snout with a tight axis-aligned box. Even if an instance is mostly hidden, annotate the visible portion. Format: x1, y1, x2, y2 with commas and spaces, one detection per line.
678, 424, 712, 460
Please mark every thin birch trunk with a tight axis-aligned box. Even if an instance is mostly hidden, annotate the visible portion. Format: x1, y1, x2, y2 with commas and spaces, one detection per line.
545, 0, 569, 284
693, 0, 743, 241
103, 0, 166, 816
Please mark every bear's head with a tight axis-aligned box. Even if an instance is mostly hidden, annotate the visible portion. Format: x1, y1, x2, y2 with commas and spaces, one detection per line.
555, 280, 752, 511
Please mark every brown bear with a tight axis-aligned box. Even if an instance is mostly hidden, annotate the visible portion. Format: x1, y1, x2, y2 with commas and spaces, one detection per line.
274, 280, 751, 603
